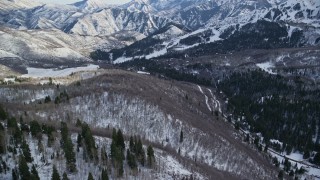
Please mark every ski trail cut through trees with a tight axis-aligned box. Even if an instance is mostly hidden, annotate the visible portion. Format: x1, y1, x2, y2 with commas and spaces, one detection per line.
197, 85, 211, 112
207, 88, 221, 113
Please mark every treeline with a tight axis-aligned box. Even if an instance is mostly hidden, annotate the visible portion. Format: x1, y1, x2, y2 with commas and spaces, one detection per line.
218, 70, 320, 161
119, 58, 212, 86
90, 37, 162, 61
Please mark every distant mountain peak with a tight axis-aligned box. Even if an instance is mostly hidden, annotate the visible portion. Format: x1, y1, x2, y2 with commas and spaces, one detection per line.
71, 0, 111, 11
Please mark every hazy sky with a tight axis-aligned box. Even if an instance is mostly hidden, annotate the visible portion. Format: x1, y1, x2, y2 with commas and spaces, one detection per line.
35, 0, 131, 5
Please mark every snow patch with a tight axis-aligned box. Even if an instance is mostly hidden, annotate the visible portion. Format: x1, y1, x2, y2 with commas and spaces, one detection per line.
21, 64, 99, 78
256, 62, 276, 74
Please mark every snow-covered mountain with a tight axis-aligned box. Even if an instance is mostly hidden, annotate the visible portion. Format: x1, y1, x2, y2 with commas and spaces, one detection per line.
91, 0, 320, 62
0, 0, 319, 64
71, 0, 113, 11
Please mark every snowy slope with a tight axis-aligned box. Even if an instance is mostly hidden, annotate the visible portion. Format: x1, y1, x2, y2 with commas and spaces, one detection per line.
0, 0, 41, 11
71, 0, 112, 11
0, 26, 145, 64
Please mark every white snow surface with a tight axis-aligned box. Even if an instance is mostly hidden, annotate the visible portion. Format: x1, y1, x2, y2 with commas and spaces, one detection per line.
137, 71, 150, 75
256, 62, 276, 74
21, 64, 99, 78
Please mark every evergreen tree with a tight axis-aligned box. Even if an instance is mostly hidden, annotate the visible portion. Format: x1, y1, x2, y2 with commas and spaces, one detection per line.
62, 172, 69, 180
129, 136, 135, 152
81, 123, 97, 160
12, 168, 18, 180
19, 155, 30, 180
77, 133, 82, 148
110, 128, 125, 177
136, 138, 145, 166
0, 125, 5, 154
283, 158, 291, 172
0, 104, 7, 120
88, 172, 94, 180
30, 120, 41, 137
112, 128, 117, 143
278, 170, 284, 179
8, 117, 22, 144
127, 149, 137, 170
116, 130, 125, 150
22, 140, 32, 162
60, 122, 77, 172
31, 165, 40, 180
76, 119, 82, 127
118, 161, 124, 177
147, 145, 155, 167
51, 165, 60, 180
44, 96, 51, 103
314, 152, 320, 165
101, 168, 109, 180
303, 150, 310, 159
180, 130, 183, 143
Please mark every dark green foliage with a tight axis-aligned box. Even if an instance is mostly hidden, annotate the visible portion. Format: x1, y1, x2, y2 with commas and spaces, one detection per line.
60, 122, 77, 172
0, 126, 5, 154
118, 163, 124, 177
136, 139, 145, 166
88, 172, 94, 180
147, 145, 155, 168
303, 150, 310, 159
283, 158, 291, 172
12, 168, 18, 180
289, 170, 294, 176
278, 170, 284, 179
19, 155, 30, 180
119, 58, 211, 87
176, 20, 303, 58
30, 120, 41, 137
31, 165, 40, 180
101, 168, 109, 180
218, 70, 320, 154
62, 172, 69, 180
110, 128, 127, 177
127, 149, 137, 170
81, 123, 97, 160
51, 165, 60, 180
22, 140, 32, 162
7, 117, 22, 144
76, 119, 82, 127
42, 124, 55, 147
0, 161, 7, 174
110, 141, 123, 176
314, 152, 320, 165
116, 130, 125, 150
90, 37, 162, 61
180, 35, 202, 46
77, 133, 82, 148
55, 91, 69, 104
20, 119, 29, 132
0, 104, 7, 120
296, 166, 306, 174
54, 97, 60, 104
42, 124, 55, 135
129, 136, 135, 153
44, 96, 51, 103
